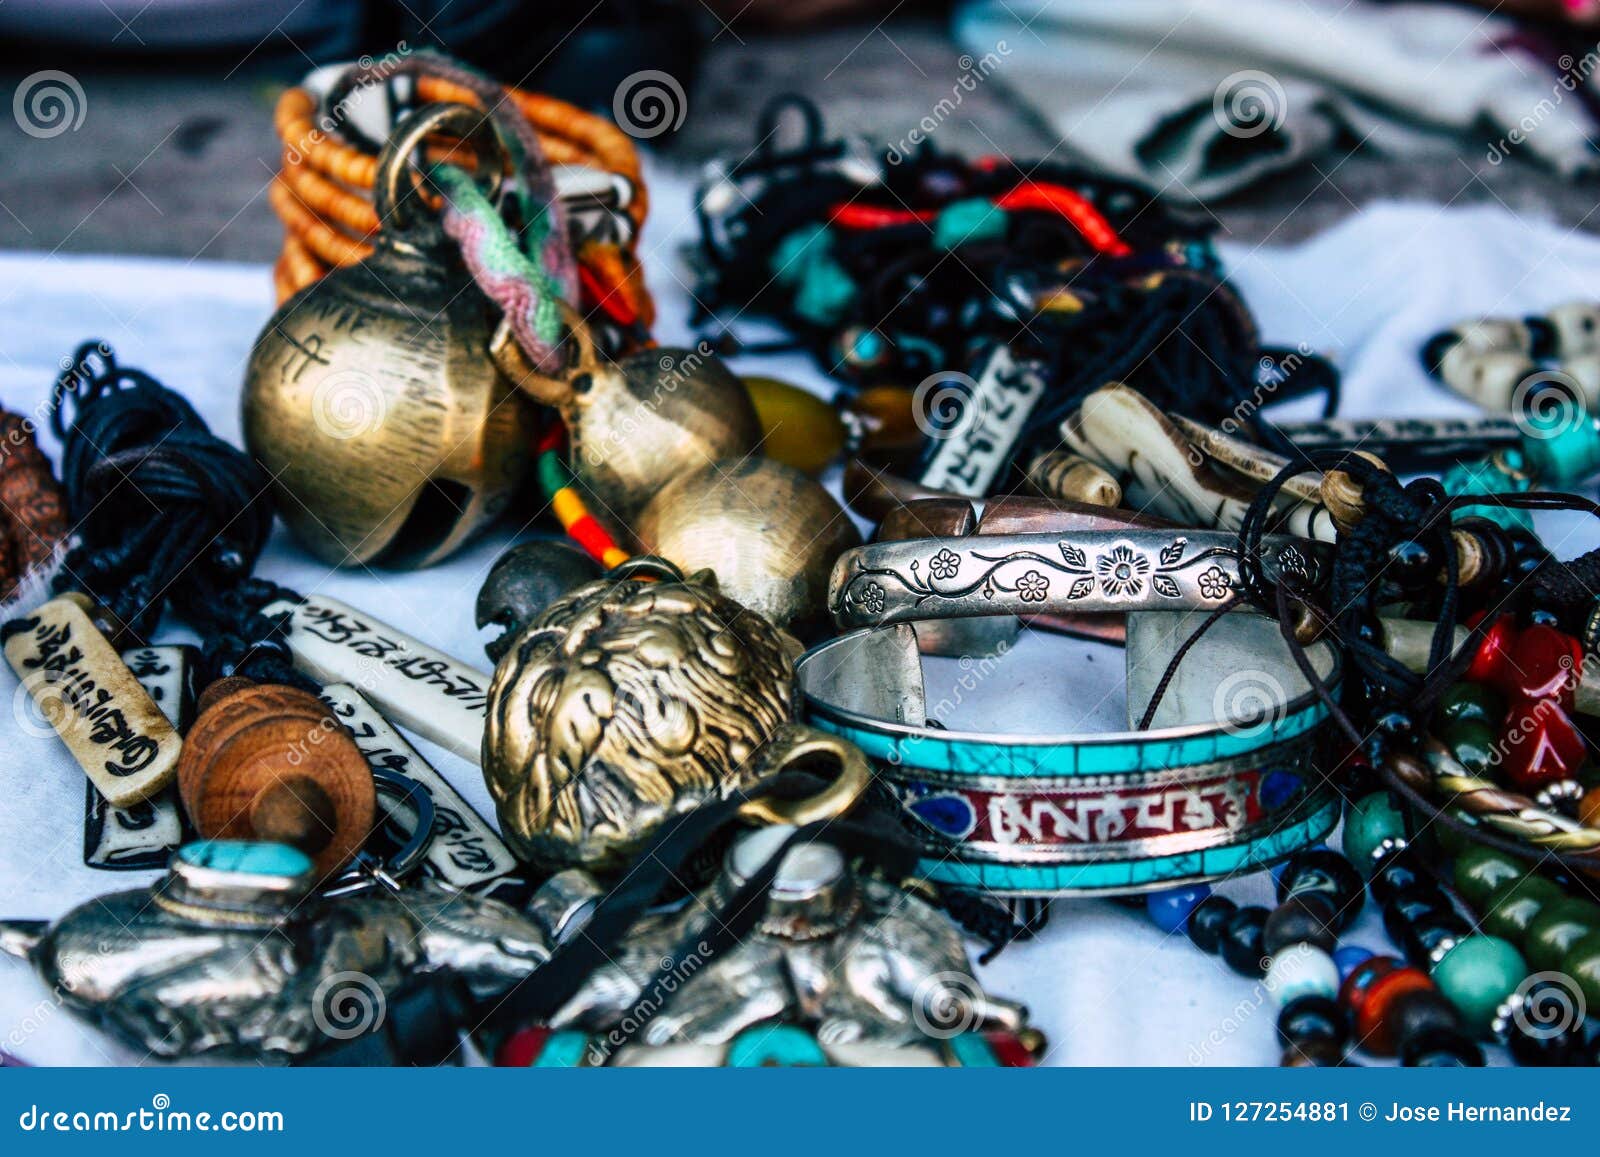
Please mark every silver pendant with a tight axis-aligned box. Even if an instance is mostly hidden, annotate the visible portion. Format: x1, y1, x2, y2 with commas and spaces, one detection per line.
0, 840, 557, 1061
550, 826, 1031, 1059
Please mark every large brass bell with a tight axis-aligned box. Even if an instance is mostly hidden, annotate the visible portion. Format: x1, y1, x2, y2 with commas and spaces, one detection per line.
243, 103, 533, 568
493, 306, 761, 531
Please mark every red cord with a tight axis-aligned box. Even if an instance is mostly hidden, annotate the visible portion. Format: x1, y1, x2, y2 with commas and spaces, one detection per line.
827, 180, 1132, 257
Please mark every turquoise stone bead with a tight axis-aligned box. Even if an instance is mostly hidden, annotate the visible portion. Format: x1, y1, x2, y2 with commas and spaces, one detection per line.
1481, 874, 1565, 942
1341, 793, 1408, 873
1526, 899, 1600, 973
532, 1031, 592, 1068
1441, 453, 1532, 532
1560, 930, 1600, 1014
1452, 846, 1524, 911
1522, 413, 1600, 487
728, 1025, 829, 1067
176, 840, 312, 878
933, 198, 1007, 250
1431, 935, 1527, 1037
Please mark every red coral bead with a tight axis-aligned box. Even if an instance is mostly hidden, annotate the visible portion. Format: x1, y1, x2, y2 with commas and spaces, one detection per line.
1354, 966, 1435, 1056
1500, 698, 1587, 791
495, 1025, 552, 1067
1466, 615, 1518, 686
1502, 624, 1583, 707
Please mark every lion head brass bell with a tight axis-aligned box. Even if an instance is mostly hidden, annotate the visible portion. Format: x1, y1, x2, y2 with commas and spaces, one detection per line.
244, 103, 533, 568
483, 559, 871, 872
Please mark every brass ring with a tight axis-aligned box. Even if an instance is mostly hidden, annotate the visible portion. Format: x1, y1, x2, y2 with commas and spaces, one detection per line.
739, 722, 873, 827
373, 102, 506, 240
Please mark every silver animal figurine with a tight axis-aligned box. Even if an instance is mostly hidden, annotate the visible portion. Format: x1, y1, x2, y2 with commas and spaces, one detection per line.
551, 826, 1030, 1054
0, 841, 554, 1061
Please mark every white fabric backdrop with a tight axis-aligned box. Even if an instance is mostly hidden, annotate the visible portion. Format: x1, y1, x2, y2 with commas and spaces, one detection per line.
1, 164, 1595, 1066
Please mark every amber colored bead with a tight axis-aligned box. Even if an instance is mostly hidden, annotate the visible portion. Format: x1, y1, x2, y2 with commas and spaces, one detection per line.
843, 385, 921, 453
1580, 786, 1600, 828
1502, 624, 1583, 707
1501, 699, 1587, 792
1353, 966, 1436, 1055
742, 376, 847, 477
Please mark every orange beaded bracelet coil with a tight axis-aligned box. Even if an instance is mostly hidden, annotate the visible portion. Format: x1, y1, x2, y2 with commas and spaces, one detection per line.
269, 69, 654, 334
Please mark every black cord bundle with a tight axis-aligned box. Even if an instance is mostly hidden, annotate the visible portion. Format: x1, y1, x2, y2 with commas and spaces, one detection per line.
49, 341, 307, 688
693, 97, 1336, 463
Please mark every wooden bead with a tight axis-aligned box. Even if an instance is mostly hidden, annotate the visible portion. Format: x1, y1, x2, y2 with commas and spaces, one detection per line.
176, 681, 375, 876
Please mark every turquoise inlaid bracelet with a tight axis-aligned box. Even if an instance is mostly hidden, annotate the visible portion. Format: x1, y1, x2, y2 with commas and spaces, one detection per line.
797, 614, 1342, 896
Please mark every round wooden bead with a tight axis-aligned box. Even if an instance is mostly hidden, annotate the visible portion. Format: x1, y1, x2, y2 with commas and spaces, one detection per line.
1262, 895, 1339, 957
175, 681, 375, 876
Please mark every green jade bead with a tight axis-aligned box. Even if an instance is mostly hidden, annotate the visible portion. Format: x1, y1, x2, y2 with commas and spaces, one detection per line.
1441, 718, 1497, 776
1342, 792, 1409, 874
1482, 874, 1567, 943
1436, 682, 1505, 728
1453, 846, 1525, 911
1560, 930, 1600, 1013
1526, 899, 1600, 973
1431, 935, 1529, 1037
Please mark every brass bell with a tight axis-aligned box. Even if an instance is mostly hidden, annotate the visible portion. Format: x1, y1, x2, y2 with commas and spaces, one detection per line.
494, 309, 761, 531
243, 103, 533, 568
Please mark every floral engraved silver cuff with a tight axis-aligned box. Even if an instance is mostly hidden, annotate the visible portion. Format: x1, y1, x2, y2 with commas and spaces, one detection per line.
828, 531, 1323, 629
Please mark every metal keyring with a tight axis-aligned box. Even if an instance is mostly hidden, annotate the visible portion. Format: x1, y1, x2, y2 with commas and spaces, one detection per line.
322, 767, 437, 897
372, 102, 506, 244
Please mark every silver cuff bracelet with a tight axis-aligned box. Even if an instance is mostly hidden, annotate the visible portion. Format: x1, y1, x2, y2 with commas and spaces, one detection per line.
828, 531, 1325, 629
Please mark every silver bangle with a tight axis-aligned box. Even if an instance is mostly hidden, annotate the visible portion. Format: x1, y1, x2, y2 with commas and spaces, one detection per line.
828, 531, 1323, 629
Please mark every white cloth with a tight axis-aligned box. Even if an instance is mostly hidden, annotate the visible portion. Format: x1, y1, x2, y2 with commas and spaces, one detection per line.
955, 0, 1600, 201
1, 166, 1595, 1065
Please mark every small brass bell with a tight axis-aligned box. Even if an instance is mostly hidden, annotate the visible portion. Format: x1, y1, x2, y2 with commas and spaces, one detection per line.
244, 103, 533, 568
494, 310, 761, 531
